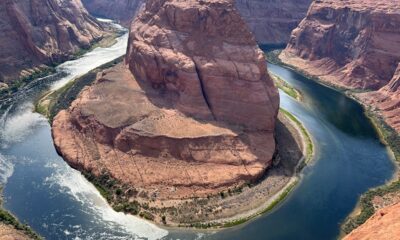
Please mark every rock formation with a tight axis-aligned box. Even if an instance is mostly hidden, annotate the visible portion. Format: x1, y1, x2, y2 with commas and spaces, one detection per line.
235, 0, 312, 45
53, 0, 279, 201
82, 0, 144, 26
0, 0, 105, 85
81, 0, 312, 45
279, 0, 400, 133
280, 0, 400, 90
344, 202, 400, 240
358, 64, 400, 132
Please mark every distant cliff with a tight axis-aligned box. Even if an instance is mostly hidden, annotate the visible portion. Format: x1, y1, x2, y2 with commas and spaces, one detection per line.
82, 0, 144, 26
280, 0, 400, 133
235, 0, 312, 45
81, 0, 311, 45
0, 0, 105, 86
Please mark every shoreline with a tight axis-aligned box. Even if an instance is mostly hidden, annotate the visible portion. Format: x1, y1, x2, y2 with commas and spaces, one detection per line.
0, 189, 42, 239
35, 61, 315, 229
268, 50, 400, 235
0, 20, 123, 102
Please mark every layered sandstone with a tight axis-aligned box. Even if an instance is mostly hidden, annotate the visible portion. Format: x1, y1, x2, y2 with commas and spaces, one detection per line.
81, 0, 312, 45
279, 0, 400, 133
0, 0, 105, 85
82, 0, 144, 26
235, 0, 312, 45
53, 0, 279, 201
358, 64, 400, 132
344, 202, 400, 240
280, 0, 400, 90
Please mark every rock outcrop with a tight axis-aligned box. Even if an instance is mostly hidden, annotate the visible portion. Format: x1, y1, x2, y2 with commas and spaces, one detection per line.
279, 0, 400, 133
344, 202, 400, 240
358, 64, 400, 132
53, 0, 279, 201
280, 0, 400, 90
0, 0, 105, 85
235, 0, 312, 45
82, 0, 144, 26
81, 0, 312, 45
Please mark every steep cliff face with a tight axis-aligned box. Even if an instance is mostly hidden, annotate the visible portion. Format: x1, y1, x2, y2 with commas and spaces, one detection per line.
127, 0, 280, 130
82, 0, 144, 26
344, 202, 400, 240
279, 0, 400, 133
0, 0, 105, 84
358, 63, 400, 132
53, 0, 279, 201
81, 0, 312, 45
235, 0, 312, 45
280, 0, 400, 90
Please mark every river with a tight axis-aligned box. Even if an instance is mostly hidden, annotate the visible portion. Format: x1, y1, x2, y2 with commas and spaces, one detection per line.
0, 30, 395, 239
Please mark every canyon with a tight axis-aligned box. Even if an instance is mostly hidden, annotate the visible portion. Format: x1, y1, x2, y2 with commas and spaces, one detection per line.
279, 0, 400, 133
82, 0, 144, 27
81, 0, 312, 45
235, 0, 312, 45
51, 0, 291, 225
278, 0, 400, 238
0, 0, 105, 87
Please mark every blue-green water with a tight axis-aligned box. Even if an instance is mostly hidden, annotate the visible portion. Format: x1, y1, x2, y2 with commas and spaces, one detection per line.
0, 44, 395, 239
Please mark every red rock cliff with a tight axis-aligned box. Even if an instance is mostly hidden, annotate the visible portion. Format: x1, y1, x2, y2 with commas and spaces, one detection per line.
53, 0, 279, 200
0, 0, 105, 85
81, 0, 312, 45
280, 0, 400, 90
280, 0, 400, 133
235, 0, 312, 45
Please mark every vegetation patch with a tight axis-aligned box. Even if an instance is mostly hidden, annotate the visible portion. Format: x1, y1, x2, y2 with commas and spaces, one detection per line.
0, 67, 56, 100
270, 73, 302, 100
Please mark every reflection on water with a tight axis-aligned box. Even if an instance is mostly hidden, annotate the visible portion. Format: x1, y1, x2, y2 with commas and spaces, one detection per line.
0, 44, 395, 240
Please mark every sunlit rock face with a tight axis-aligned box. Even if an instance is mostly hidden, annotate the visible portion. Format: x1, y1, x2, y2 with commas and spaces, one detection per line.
235, 0, 312, 45
53, 0, 280, 200
344, 202, 400, 240
280, 0, 400, 133
0, 0, 105, 84
82, 0, 144, 26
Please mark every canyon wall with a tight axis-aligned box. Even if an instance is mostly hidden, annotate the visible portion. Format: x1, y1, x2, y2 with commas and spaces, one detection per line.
0, 0, 105, 85
280, 0, 400, 133
82, 0, 144, 26
235, 0, 312, 45
53, 0, 279, 201
81, 0, 312, 45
